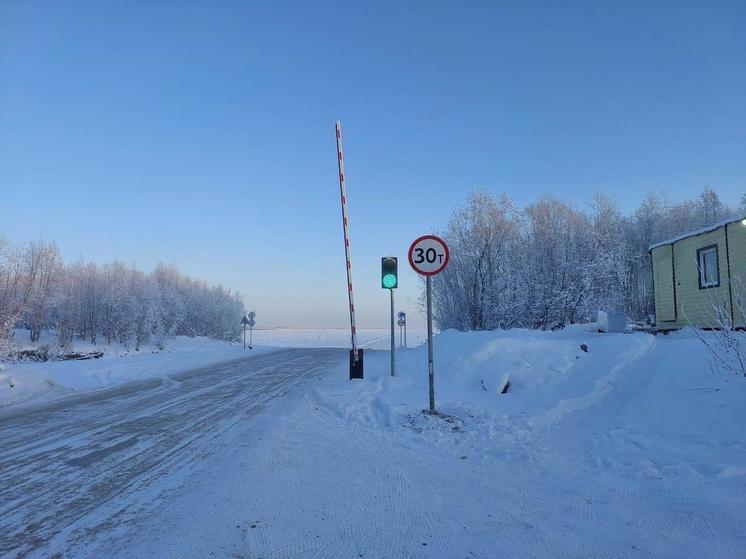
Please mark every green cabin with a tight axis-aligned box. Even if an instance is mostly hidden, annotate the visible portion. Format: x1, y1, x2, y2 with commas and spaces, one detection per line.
650, 216, 746, 330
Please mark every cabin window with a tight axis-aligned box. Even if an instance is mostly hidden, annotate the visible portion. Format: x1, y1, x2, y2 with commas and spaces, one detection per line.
697, 245, 719, 288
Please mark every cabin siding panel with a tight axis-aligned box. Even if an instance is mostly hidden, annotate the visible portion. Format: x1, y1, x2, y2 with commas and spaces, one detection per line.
671, 229, 730, 328
652, 245, 675, 322
726, 222, 746, 327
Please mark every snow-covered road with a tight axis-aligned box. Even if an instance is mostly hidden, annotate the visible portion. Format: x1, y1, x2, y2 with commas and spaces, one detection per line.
0, 348, 346, 558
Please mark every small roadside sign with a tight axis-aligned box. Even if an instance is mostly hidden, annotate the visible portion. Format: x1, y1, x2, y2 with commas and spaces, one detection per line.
240, 315, 250, 349
397, 312, 407, 348
245, 311, 256, 349
408, 235, 450, 276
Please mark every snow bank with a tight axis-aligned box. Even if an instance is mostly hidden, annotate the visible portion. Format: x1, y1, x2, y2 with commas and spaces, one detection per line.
313, 326, 642, 428
0, 336, 277, 409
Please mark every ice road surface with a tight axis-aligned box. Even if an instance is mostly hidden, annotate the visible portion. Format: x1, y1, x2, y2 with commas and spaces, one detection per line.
1, 326, 745, 558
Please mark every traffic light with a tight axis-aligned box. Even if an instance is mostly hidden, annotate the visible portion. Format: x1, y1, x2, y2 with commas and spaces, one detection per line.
381, 257, 398, 289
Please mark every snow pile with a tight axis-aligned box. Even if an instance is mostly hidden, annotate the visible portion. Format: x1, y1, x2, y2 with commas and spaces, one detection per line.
313, 326, 652, 440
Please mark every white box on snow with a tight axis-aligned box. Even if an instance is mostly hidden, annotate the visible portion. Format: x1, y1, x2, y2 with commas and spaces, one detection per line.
597, 310, 626, 333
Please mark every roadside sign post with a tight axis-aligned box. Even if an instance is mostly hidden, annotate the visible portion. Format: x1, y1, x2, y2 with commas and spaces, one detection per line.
240, 315, 250, 350
248, 311, 256, 349
426, 276, 434, 410
397, 312, 406, 348
408, 235, 450, 413
390, 288, 395, 376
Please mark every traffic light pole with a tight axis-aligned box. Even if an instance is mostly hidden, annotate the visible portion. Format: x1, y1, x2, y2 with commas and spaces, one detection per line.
381, 256, 398, 377
390, 288, 396, 377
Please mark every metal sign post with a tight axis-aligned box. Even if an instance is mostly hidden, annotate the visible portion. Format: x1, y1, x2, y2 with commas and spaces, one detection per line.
426, 276, 435, 411
240, 315, 250, 350
248, 311, 256, 349
390, 287, 396, 376
397, 312, 406, 348
335, 122, 363, 378
408, 235, 450, 413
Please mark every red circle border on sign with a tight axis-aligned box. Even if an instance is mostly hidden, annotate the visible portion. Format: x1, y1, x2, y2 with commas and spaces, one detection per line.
408, 234, 450, 276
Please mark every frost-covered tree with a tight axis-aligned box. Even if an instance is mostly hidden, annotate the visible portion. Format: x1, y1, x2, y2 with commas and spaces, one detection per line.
0, 240, 246, 353
432, 191, 522, 331
697, 188, 728, 226
583, 195, 629, 318
520, 197, 591, 328
23, 241, 62, 342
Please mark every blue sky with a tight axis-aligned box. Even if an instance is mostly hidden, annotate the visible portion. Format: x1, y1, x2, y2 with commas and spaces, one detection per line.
1, 0, 745, 329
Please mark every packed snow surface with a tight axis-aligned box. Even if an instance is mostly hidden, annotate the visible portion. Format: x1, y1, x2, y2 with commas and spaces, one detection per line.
2, 326, 744, 558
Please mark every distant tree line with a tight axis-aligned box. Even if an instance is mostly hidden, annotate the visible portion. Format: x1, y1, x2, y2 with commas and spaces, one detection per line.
431, 188, 744, 331
0, 240, 245, 352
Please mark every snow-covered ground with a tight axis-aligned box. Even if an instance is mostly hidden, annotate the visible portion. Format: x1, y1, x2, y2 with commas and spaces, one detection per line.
82, 326, 745, 558
0, 329, 426, 409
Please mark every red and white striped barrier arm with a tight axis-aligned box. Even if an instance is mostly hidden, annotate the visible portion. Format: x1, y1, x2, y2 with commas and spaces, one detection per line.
335, 121, 359, 361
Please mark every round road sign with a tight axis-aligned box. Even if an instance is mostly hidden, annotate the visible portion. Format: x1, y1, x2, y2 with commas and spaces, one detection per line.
397, 311, 406, 320
248, 311, 256, 320
408, 235, 450, 276
397, 319, 405, 327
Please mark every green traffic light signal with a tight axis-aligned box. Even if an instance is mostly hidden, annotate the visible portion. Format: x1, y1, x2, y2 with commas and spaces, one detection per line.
381, 257, 398, 289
